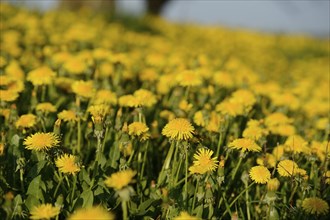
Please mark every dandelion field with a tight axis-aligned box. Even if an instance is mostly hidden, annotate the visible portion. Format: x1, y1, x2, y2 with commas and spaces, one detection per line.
0, 3, 329, 220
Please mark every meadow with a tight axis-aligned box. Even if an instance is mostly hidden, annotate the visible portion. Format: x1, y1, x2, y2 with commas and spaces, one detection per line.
0, 3, 329, 220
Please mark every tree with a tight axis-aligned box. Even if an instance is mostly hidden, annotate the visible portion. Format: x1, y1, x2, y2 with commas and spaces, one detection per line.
146, 0, 171, 15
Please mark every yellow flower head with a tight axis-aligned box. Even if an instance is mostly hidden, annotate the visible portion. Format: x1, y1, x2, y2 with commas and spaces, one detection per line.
267, 178, 280, 191
128, 122, 149, 136
302, 197, 329, 215
58, 110, 78, 122
24, 132, 60, 151
15, 114, 37, 129
36, 102, 57, 113
174, 211, 200, 220
27, 66, 55, 86
249, 166, 271, 184
176, 70, 202, 87
193, 111, 205, 127
133, 89, 157, 107
228, 138, 261, 152
87, 104, 109, 118
55, 154, 80, 175
118, 95, 139, 108
277, 159, 298, 177
93, 89, 117, 105
284, 135, 310, 154
104, 169, 136, 190
256, 153, 276, 168
0, 89, 19, 102
30, 203, 60, 220
190, 148, 218, 174
71, 80, 94, 98
63, 57, 88, 75
243, 120, 268, 140
68, 206, 115, 220
162, 118, 194, 141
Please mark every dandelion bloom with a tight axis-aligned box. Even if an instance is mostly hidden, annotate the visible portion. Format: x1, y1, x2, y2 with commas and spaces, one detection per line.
68, 206, 115, 220
302, 197, 329, 215
55, 154, 80, 175
0, 89, 19, 102
189, 148, 218, 174
24, 132, 60, 151
93, 89, 117, 105
118, 95, 139, 108
243, 120, 268, 140
174, 211, 200, 220
15, 114, 37, 129
249, 166, 271, 184
228, 138, 261, 152
87, 104, 109, 118
267, 178, 280, 191
36, 102, 57, 113
128, 122, 149, 136
104, 169, 136, 190
58, 110, 78, 122
30, 203, 60, 219
284, 135, 310, 154
277, 159, 298, 177
27, 66, 55, 86
71, 80, 94, 98
176, 70, 202, 87
162, 118, 194, 141
193, 111, 205, 127
133, 89, 157, 107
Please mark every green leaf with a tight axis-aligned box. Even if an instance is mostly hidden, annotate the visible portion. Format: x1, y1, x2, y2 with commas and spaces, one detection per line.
136, 199, 156, 216
27, 175, 46, 201
80, 189, 94, 208
25, 195, 41, 211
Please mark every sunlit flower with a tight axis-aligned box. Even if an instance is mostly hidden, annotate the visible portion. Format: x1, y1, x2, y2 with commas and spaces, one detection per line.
104, 169, 136, 190
15, 114, 37, 129
243, 120, 268, 140
30, 203, 60, 219
256, 153, 276, 168
71, 80, 94, 98
228, 138, 261, 152
277, 160, 298, 177
0, 89, 19, 102
36, 102, 57, 113
93, 89, 117, 105
189, 148, 218, 174
173, 211, 199, 220
302, 197, 329, 215
176, 70, 202, 87
58, 110, 78, 122
193, 111, 205, 127
24, 132, 60, 151
284, 135, 310, 154
249, 166, 271, 184
87, 104, 109, 118
63, 57, 87, 75
267, 178, 280, 191
55, 154, 80, 175
27, 66, 55, 86
162, 118, 194, 141
128, 122, 149, 136
68, 206, 115, 220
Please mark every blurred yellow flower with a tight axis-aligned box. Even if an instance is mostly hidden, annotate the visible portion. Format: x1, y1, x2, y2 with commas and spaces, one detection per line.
174, 211, 199, 220
302, 197, 329, 215
104, 169, 136, 190
15, 113, 37, 129
71, 80, 94, 98
128, 122, 149, 136
24, 132, 60, 151
27, 66, 55, 86
228, 138, 261, 152
0, 89, 19, 102
30, 203, 60, 220
58, 110, 78, 122
36, 102, 57, 113
68, 206, 115, 220
162, 118, 194, 141
176, 70, 202, 87
267, 178, 280, 191
277, 160, 298, 177
55, 154, 80, 175
93, 89, 117, 105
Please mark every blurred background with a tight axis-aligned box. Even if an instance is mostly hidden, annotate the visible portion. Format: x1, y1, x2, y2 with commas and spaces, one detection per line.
4, 0, 330, 37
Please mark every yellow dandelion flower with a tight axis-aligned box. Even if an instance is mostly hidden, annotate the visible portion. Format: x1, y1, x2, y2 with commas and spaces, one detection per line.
162, 118, 194, 141
27, 66, 55, 86
176, 70, 202, 87
87, 104, 109, 118
315, 117, 329, 130
179, 100, 193, 112
265, 112, 293, 127
93, 90, 117, 105
206, 111, 223, 133
272, 145, 285, 161
30, 203, 60, 220
0, 89, 19, 102
190, 148, 218, 174
104, 169, 136, 190
118, 95, 139, 108
267, 178, 280, 191
256, 153, 276, 168
133, 89, 157, 107
216, 100, 245, 117
311, 141, 329, 161
0, 108, 10, 120
302, 197, 329, 215
284, 135, 310, 154
71, 80, 94, 99
63, 57, 87, 75
36, 102, 57, 113
128, 122, 149, 136
228, 138, 261, 152
55, 154, 80, 175
24, 132, 60, 151
277, 160, 298, 177
193, 111, 205, 127
249, 166, 271, 184
174, 211, 200, 220
159, 110, 176, 121
243, 120, 268, 140
15, 114, 37, 129
68, 206, 115, 220
58, 110, 78, 122
0, 143, 4, 156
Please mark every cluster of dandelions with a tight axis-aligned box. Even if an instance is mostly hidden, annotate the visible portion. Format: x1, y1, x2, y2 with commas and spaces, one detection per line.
0, 3, 329, 220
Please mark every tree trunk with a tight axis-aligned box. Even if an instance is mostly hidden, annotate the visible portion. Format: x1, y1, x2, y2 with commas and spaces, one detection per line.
146, 0, 170, 15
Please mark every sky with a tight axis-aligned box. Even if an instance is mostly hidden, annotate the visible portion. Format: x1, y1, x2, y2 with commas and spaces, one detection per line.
5, 0, 330, 36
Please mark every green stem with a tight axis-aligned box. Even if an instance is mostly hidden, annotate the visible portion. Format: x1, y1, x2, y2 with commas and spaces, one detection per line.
140, 142, 149, 180
121, 200, 128, 220
185, 146, 188, 208
71, 175, 77, 203
77, 119, 81, 154
231, 156, 243, 181
191, 177, 200, 212
41, 85, 46, 102
216, 132, 222, 158
53, 174, 63, 198
174, 173, 193, 187
174, 157, 183, 185
158, 141, 176, 185
245, 182, 251, 220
